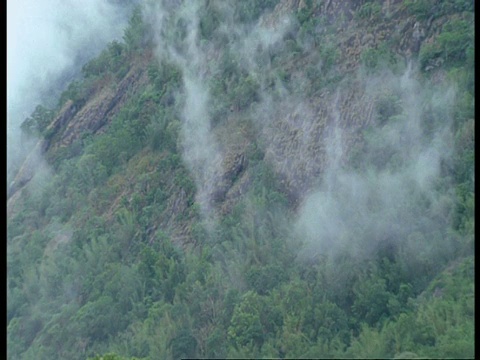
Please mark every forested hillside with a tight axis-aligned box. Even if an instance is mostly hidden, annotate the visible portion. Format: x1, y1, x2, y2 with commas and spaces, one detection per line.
7, 0, 474, 359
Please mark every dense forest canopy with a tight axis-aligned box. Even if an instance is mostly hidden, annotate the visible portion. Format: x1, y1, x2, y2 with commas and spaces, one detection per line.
7, 0, 474, 359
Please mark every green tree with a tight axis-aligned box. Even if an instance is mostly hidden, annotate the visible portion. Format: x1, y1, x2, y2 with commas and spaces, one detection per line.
170, 328, 198, 359
228, 291, 265, 349
123, 6, 151, 52
352, 270, 391, 326
21, 105, 55, 136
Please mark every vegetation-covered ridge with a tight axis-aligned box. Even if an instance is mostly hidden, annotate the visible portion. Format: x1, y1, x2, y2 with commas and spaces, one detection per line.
7, 0, 474, 359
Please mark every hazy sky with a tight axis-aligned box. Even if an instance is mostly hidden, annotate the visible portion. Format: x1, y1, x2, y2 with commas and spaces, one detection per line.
7, 0, 132, 176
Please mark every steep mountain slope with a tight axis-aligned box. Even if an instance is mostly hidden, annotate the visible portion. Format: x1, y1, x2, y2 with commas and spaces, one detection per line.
7, 0, 474, 359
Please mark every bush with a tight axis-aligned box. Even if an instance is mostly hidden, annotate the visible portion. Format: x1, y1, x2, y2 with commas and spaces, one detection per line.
419, 18, 473, 70
199, 5, 221, 40
418, 42, 443, 71
357, 1, 382, 22
20, 105, 55, 136
245, 264, 287, 295
319, 42, 340, 72
234, 0, 279, 24
361, 43, 399, 72
404, 0, 434, 20
230, 75, 260, 110
375, 93, 403, 125
57, 80, 91, 108
436, 19, 474, 66
170, 328, 198, 359
82, 41, 127, 79
123, 5, 152, 52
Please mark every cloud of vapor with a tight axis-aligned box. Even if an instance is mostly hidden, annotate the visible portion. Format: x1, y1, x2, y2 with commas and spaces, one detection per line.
295, 64, 457, 262
144, 0, 296, 225
7, 0, 134, 183
146, 0, 241, 224
144, 1, 458, 272
219, 11, 294, 79
181, 71, 224, 223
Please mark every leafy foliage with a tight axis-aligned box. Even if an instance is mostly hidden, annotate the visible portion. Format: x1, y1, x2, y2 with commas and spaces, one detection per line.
361, 42, 401, 73
8, 1, 474, 359
356, 1, 383, 22
82, 41, 129, 80
123, 6, 152, 53
20, 105, 55, 136
419, 17, 474, 70
234, 0, 279, 24
404, 0, 473, 21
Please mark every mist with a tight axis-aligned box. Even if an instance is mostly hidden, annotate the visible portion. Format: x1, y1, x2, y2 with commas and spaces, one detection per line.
7, 0, 135, 185
295, 64, 457, 266
144, 0, 295, 226
6, 1, 473, 357
144, 1, 458, 270
145, 0, 225, 225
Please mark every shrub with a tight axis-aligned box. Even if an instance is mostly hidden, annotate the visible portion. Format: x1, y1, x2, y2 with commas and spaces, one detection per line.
82, 41, 127, 79
436, 19, 474, 66
404, 0, 435, 21
20, 105, 55, 136
361, 42, 400, 73
234, 0, 279, 24
357, 1, 382, 22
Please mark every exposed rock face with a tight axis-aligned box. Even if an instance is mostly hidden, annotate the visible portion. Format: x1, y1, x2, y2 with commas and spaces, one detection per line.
210, 153, 247, 204
50, 63, 150, 153
8, 55, 152, 200
249, 0, 455, 209
258, 80, 375, 206
43, 100, 79, 152
9, 0, 453, 245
